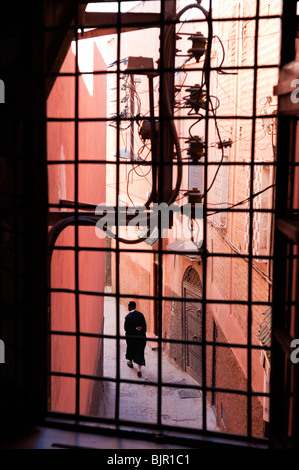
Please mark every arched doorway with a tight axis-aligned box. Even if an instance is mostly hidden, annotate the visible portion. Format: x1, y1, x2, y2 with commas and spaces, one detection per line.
182, 266, 203, 384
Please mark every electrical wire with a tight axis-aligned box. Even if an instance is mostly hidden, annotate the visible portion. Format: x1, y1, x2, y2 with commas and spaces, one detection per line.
126, 167, 135, 205
205, 104, 225, 194
162, 2, 212, 206
107, 71, 157, 243
218, 30, 280, 44
213, 71, 252, 115
170, 8, 231, 200
208, 219, 272, 284
206, 183, 275, 216
109, 3, 213, 243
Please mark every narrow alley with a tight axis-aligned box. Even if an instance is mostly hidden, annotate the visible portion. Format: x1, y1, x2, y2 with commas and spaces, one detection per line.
99, 295, 218, 432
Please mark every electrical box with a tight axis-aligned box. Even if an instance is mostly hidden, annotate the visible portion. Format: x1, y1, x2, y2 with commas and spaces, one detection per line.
139, 120, 159, 141
126, 56, 154, 73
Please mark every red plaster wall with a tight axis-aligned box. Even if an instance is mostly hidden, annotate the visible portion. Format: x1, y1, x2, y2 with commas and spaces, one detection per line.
47, 43, 107, 415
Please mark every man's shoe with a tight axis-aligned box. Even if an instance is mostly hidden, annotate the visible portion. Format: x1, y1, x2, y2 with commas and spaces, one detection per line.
127, 361, 133, 368
137, 371, 142, 378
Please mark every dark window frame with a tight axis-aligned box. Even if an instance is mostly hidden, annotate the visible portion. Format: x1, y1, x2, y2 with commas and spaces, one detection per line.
43, 0, 299, 450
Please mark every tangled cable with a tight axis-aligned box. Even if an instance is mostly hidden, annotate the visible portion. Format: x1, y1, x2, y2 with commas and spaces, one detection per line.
109, 2, 215, 244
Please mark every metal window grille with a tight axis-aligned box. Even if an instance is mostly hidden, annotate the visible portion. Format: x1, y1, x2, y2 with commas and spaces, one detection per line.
44, 0, 298, 449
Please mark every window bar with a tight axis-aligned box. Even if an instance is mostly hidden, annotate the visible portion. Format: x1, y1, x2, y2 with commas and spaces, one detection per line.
12, 117, 20, 384
201, 0, 214, 432
43, 0, 287, 446
46, 407, 269, 446
157, 0, 165, 430
74, 4, 80, 420
247, 0, 261, 439
114, 0, 122, 423
47, 241, 273, 255
42, 12, 282, 33
286, 124, 297, 334
288, 119, 299, 445
157, 215, 163, 431
269, 0, 297, 448
47, 328, 270, 352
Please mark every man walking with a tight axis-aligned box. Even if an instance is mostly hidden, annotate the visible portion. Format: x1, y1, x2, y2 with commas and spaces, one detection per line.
124, 301, 147, 378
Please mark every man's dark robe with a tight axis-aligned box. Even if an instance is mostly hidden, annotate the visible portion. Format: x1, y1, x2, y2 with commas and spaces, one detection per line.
124, 310, 147, 366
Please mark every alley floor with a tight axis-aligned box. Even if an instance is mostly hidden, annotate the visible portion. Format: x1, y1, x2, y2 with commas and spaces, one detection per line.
99, 295, 218, 432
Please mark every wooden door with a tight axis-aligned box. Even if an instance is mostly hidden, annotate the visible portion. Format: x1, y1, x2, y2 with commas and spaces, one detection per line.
184, 285, 202, 385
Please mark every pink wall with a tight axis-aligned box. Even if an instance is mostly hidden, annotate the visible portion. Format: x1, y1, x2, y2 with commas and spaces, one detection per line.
47, 42, 107, 415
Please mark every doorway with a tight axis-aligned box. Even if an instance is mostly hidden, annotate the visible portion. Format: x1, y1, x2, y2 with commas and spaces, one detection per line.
182, 267, 203, 385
